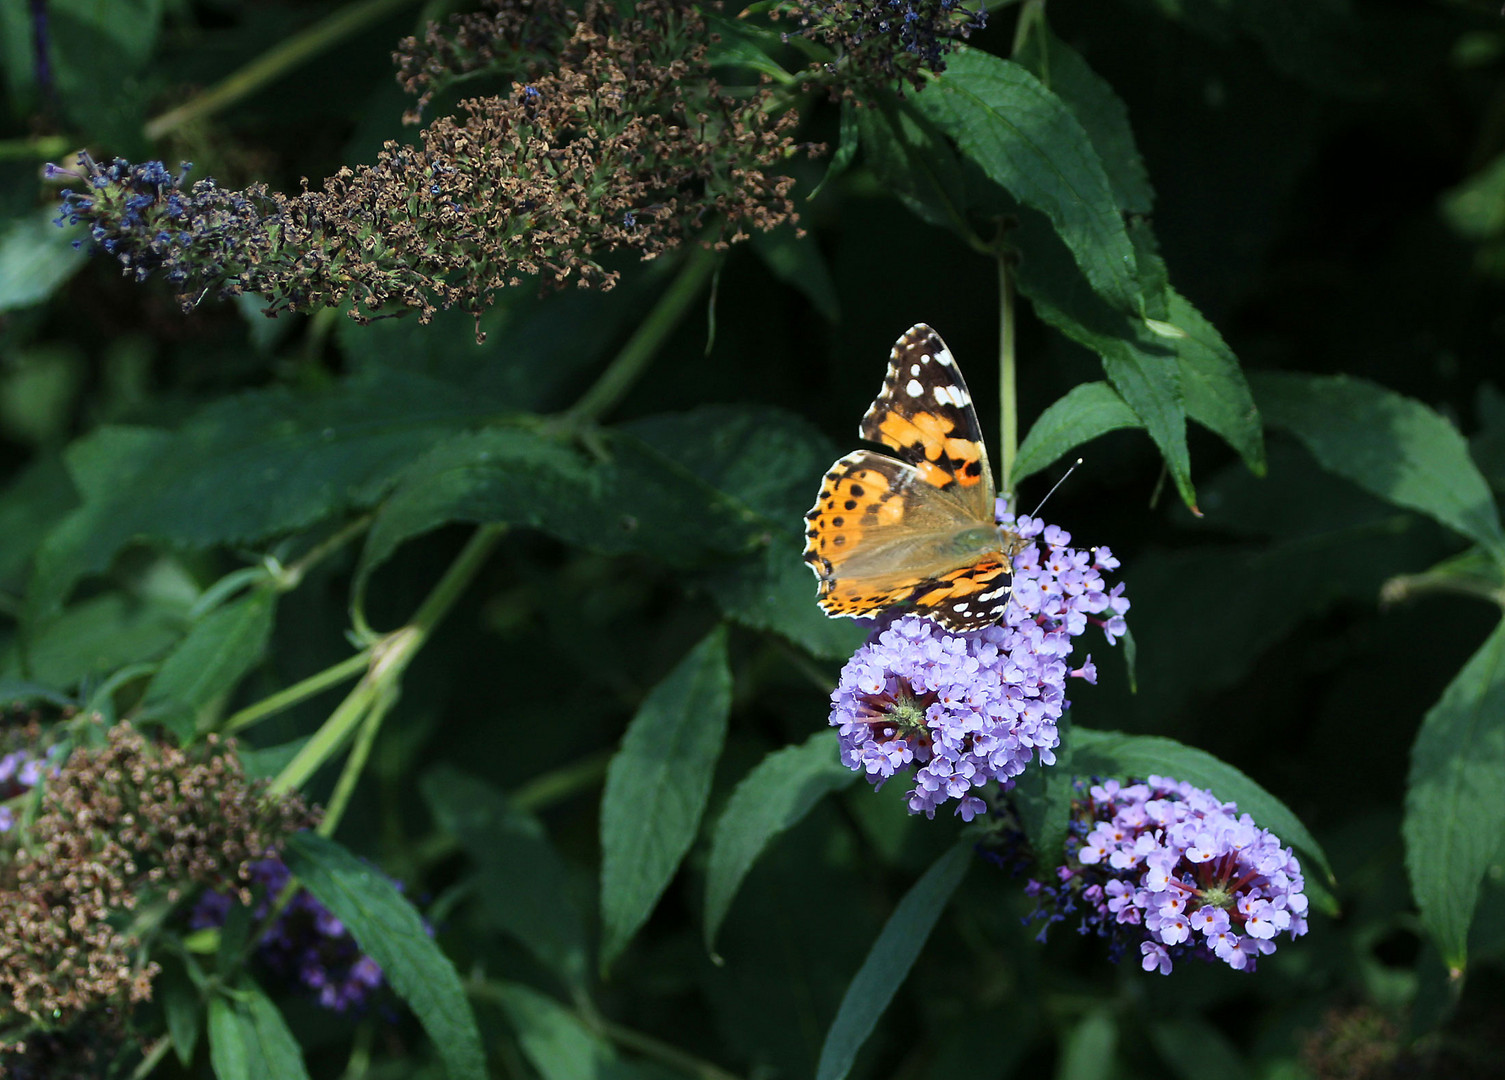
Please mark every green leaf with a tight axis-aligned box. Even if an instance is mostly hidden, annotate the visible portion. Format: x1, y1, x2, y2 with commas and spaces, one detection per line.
855, 90, 973, 235
207, 978, 310, 1080
160, 960, 202, 1068
0, 455, 79, 590
356, 426, 599, 594
750, 228, 841, 322
919, 48, 1141, 313
1253, 372, 1505, 558
1012, 714, 1073, 870
1072, 728, 1336, 892
1012, 382, 1141, 487
420, 766, 588, 990
360, 405, 857, 656
489, 981, 618, 1080
31, 368, 514, 618
600, 627, 732, 970
1014, 27, 1154, 215
811, 98, 861, 199
1403, 618, 1505, 974
236, 736, 310, 781
283, 832, 486, 1080
1442, 151, 1505, 241
704, 731, 857, 952
0, 208, 88, 312
144, 588, 276, 742
3, 591, 184, 690
815, 841, 971, 1080
1009, 209, 1195, 510
1165, 288, 1265, 475
1057, 1009, 1118, 1080
697, 539, 868, 661
1147, 1018, 1252, 1080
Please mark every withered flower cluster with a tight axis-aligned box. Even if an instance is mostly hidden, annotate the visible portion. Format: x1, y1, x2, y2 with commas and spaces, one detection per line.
0, 722, 314, 1040
777, 0, 987, 92
52, 0, 806, 326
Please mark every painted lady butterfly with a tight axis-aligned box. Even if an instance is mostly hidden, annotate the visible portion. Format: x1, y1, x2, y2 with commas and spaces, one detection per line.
802, 323, 1022, 632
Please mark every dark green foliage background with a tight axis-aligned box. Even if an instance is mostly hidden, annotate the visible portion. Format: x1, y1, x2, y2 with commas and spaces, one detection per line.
3, 0, 1505, 1077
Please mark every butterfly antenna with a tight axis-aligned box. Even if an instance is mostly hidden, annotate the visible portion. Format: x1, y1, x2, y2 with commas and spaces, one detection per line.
1027, 458, 1083, 519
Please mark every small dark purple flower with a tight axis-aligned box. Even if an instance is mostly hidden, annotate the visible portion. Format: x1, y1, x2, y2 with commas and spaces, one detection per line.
828, 502, 1126, 819
190, 855, 388, 1012
1016, 776, 1309, 974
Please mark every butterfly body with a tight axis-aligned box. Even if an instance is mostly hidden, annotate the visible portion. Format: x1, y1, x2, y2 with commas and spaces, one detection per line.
802, 324, 1019, 633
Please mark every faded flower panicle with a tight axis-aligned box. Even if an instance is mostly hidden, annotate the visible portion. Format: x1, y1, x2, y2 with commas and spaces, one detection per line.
191, 857, 385, 1014
51, 0, 806, 328
1015, 776, 1309, 974
776, 0, 987, 93
829, 503, 1127, 820
0, 722, 315, 1031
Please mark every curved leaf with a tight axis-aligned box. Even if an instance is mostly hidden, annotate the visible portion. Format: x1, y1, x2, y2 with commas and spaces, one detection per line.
31, 369, 511, 618
1403, 618, 1505, 975
421, 766, 588, 991
1014, 27, 1153, 215
600, 627, 732, 970
1167, 288, 1265, 475
283, 833, 486, 1080
1071, 728, 1335, 892
1012, 381, 1141, 487
815, 842, 971, 1080
919, 48, 1141, 313
704, 731, 857, 952
144, 587, 276, 742
1254, 371, 1505, 558
207, 978, 310, 1080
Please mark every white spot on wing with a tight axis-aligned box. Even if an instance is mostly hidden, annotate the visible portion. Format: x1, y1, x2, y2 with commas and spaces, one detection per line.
910, 364, 921, 376
934, 347, 955, 367
906, 378, 924, 397
934, 384, 969, 408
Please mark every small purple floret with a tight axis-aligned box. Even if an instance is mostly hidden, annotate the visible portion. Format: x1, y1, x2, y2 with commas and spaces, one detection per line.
190, 855, 388, 1012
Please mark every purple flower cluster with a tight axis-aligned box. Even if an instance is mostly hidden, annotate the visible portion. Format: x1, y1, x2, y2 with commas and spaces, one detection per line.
191, 857, 383, 1012
829, 503, 1127, 820
0, 746, 54, 833
50, 154, 274, 296
1025, 777, 1309, 974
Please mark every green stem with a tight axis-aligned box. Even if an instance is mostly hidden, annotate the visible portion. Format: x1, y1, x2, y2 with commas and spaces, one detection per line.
0, 134, 70, 161
268, 524, 505, 795
466, 979, 745, 1080
1380, 571, 1505, 610
130, 1035, 172, 1080
512, 750, 612, 812
563, 243, 721, 426
597, 1018, 745, 1080
274, 513, 373, 592
998, 253, 1019, 499
413, 749, 613, 868
318, 685, 396, 837
1011, 0, 1047, 60
222, 648, 372, 734
143, 0, 424, 141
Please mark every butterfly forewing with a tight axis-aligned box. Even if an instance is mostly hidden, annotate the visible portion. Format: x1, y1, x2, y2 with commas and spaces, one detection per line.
858, 324, 996, 522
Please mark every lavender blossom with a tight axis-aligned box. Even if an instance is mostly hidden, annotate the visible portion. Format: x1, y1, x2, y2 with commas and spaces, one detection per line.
829, 503, 1126, 819
191, 856, 385, 1013
1019, 776, 1309, 974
